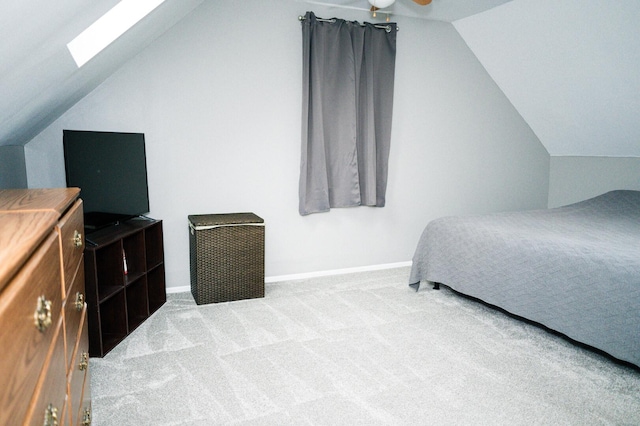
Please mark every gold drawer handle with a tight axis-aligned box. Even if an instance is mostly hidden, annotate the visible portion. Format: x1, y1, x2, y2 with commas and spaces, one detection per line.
73, 230, 83, 248
44, 403, 59, 426
34, 296, 53, 332
82, 406, 92, 425
78, 351, 89, 371
74, 292, 85, 311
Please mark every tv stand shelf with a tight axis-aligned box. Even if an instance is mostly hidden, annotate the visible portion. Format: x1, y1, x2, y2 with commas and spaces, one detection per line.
84, 218, 166, 357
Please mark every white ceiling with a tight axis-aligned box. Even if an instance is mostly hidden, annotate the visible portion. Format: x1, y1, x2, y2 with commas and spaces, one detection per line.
2, 0, 639, 157
297, 0, 513, 22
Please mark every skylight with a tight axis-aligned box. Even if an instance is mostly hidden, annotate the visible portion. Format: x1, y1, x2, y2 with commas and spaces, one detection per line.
67, 0, 166, 68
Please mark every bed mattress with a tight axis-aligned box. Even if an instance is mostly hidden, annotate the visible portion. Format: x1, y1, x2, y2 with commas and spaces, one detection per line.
409, 190, 640, 367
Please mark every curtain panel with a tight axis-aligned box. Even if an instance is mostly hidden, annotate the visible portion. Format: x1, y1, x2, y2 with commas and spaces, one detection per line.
299, 11, 397, 215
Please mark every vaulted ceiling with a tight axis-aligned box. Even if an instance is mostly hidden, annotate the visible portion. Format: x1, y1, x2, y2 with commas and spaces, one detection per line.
0, 0, 204, 147
2, 0, 639, 157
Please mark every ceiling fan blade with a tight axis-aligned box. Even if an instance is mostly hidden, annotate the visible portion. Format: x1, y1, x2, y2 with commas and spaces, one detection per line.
412, 0, 432, 5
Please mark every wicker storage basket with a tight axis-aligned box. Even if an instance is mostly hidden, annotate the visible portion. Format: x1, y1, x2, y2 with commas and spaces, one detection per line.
188, 213, 264, 304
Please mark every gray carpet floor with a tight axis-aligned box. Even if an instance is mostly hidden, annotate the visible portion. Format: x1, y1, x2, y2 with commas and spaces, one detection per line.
90, 267, 640, 425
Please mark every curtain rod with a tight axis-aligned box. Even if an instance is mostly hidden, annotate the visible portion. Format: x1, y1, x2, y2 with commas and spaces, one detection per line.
298, 15, 398, 32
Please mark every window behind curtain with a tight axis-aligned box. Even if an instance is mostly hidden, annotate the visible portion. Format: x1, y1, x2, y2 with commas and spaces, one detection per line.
299, 11, 397, 216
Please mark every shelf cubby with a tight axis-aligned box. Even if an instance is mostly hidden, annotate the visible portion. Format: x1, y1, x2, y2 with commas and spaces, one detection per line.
145, 222, 164, 270
123, 231, 145, 277
126, 277, 149, 332
95, 241, 125, 302
98, 291, 128, 355
147, 264, 166, 314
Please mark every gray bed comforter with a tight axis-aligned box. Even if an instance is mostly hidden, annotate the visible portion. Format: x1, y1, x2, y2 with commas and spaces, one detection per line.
409, 190, 640, 367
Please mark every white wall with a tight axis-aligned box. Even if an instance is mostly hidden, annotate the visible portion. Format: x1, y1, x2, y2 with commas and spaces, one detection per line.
25, 0, 549, 290
548, 156, 640, 207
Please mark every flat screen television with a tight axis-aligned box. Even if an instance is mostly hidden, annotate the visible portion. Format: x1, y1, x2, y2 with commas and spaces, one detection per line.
63, 130, 150, 231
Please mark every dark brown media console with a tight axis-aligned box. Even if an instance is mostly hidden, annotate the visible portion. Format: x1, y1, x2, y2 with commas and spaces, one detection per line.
84, 217, 166, 357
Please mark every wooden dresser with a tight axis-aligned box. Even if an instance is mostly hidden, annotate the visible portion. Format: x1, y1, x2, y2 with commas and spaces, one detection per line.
0, 188, 91, 426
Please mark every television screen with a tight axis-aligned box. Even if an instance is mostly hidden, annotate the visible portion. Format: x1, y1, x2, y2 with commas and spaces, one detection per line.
63, 130, 150, 230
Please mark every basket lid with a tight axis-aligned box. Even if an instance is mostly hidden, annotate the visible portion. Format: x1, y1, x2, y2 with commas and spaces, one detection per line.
188, 212, 263, 228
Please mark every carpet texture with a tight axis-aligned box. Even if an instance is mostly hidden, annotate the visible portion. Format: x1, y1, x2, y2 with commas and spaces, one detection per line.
90, 267, 640, 425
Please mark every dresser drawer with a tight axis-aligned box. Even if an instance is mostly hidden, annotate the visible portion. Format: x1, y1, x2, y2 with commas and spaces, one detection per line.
64, 260, 86, 374
24, 319, 67, 426
57, 200, 84, 297
76, 369, 92, 426
69, 309, 89, 426
0, 232, 62, 423
0, 211, 57, 293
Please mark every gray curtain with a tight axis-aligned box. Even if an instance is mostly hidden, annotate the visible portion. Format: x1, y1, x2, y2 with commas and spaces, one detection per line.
299, 11, 397, 216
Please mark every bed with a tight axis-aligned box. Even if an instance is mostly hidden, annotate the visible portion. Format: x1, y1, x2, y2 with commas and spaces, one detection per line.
409, 190, 640, 367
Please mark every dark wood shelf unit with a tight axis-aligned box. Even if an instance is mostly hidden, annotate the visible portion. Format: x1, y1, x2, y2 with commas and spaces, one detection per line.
84, 218, 166, 357
148, 264, 166, 314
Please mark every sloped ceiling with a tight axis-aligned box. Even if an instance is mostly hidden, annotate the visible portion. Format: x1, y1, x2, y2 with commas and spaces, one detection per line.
0, 0, 204, 147
2, 0, 639, 157
454, 0, 640, 156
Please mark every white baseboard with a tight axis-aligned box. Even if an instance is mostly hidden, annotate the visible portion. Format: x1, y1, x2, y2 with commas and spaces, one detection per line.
166, 285, 190, 294
264, 261, 412, 283
165, 261, 412, 294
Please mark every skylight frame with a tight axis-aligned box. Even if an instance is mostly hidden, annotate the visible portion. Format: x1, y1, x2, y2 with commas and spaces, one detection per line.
67, 0, 166, 67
